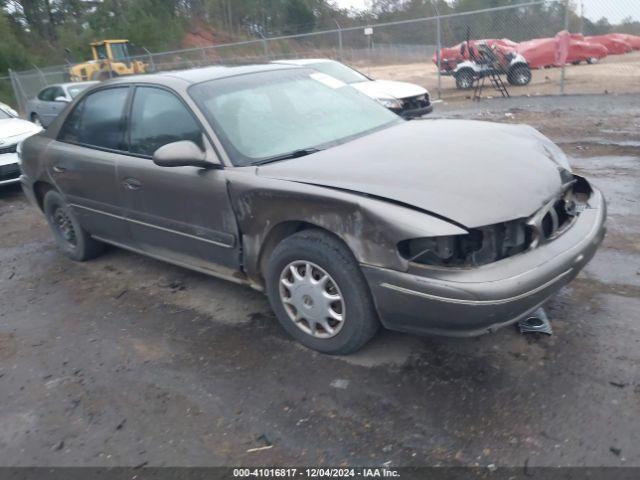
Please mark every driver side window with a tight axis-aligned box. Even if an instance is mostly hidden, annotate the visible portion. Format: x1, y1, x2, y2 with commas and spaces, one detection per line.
129, 87, 203, 157
38, 88, 55, 101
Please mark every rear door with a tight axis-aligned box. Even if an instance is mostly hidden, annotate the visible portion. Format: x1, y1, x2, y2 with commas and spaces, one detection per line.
116, 85, 241, 275
49, 86, 131, 243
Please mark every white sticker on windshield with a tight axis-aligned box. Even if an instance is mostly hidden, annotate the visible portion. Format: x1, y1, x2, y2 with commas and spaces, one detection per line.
310, 72, 346, 89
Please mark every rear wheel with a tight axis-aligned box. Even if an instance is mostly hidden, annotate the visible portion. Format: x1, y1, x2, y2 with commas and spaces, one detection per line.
507, 64, 532, 86
586, 57, 599, 64
43, 190, 104, 261
266, 229, 379, 355
455, 69, 476, 90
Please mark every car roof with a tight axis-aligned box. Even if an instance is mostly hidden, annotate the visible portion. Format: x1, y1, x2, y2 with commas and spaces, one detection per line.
103, 63, 300, 87
40, 81, 98, 91
272, 58, 334, 66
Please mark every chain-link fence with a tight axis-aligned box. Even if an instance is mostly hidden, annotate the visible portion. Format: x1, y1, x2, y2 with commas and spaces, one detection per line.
6, 0, 639, 115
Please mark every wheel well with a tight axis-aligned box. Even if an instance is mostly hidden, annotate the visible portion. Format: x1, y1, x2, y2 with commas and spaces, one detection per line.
256, 221, 347, 283
456, 67, 475, 76
33, 181, 55, 211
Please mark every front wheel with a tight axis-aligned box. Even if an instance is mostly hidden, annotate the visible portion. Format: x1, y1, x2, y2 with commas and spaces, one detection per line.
266, 230, 379, 355
31, 113, 42, 127
43, 190, 104, 261
586, 57, 599, 64
507, 64, 532, 86
455, 69, 476, 90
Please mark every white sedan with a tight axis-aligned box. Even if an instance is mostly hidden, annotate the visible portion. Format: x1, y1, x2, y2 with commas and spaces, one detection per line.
272, 59, 433, 118
0, 103, 42, 186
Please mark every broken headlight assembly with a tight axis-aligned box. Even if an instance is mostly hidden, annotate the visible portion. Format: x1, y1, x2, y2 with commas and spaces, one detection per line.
398, 219, 531, 268
399, 176, 591, 268
376, 97, 403, 110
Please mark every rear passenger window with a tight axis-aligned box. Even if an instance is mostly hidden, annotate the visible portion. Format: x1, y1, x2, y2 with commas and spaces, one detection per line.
129, 87, 202, 157
59, 87, 129, 150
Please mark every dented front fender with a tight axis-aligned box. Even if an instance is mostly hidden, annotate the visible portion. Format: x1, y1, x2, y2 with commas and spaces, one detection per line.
225, 170, 466, 288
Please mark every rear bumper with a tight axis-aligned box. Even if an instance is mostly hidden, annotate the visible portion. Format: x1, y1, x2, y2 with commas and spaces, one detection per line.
362, 187, 607, 337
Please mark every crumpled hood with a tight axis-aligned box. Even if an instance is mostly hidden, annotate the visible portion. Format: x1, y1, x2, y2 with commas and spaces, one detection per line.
0, 118, 41, 140
352, 79, 428, 100
257, 119, 570, 228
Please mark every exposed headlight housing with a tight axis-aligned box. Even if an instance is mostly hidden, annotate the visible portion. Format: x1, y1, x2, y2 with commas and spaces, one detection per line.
377, 97, 403, 110
398, 219, 530, 268
398, 177, 590, 268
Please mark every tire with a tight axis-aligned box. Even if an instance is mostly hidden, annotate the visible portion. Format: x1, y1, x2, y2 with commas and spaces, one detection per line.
266, 229, 380, 355
455, 69, 475, 90
586, 57, 598, 64
31, 113, 42, 127
571, 60, 581, 65
43, 190, 104, 261
507, 64, 532, 86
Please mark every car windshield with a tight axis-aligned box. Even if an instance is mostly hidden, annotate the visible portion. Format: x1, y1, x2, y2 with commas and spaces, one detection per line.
67, 84, 93, 98
308, 61, 369, 84
189, 69, 400, 166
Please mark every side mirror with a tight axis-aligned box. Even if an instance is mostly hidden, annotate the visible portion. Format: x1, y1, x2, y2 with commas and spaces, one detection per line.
153, 140, 218, 168
54, 96, 70, 103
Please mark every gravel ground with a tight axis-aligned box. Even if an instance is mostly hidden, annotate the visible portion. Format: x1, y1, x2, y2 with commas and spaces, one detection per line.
0, 94, 639, 468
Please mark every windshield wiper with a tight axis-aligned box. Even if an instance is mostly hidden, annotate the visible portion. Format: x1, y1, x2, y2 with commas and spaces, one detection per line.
255, 148, 322, 165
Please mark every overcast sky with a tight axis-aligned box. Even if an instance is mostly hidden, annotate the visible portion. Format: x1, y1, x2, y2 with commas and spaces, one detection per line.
333, 0, 640, 23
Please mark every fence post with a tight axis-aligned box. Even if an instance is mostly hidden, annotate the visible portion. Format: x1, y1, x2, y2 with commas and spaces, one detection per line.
32, 64, 48, 88
431, 1, 442, 99
334, 20, 344, 61
259, 32, 270, 61
560, 0, 570, 95
9, 69, 27, 116
142, 47, 156, 73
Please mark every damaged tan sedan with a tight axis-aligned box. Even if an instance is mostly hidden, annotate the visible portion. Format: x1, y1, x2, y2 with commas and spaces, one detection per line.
19, 65, 606, 354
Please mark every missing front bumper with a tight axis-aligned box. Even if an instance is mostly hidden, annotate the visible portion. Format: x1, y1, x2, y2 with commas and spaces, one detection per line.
362, 187, 606, 337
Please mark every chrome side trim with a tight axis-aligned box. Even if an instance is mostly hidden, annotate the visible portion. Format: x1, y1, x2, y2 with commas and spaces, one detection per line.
380, 268, 573, 306
70, 204, 234, 249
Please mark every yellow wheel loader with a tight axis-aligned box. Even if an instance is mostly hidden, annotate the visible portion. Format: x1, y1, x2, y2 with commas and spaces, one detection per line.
68, 40, 148, 82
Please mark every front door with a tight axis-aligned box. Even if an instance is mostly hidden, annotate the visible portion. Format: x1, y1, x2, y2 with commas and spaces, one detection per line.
116, 85, 241, 276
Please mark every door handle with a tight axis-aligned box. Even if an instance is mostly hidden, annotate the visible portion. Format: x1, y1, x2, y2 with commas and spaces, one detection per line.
122, 178, 142, 190
52, 164, 66, 173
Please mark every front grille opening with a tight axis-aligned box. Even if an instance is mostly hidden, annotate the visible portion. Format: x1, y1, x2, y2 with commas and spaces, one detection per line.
0, 163, 21, 182
402, 94, 430, 112
0, 144, 18, 155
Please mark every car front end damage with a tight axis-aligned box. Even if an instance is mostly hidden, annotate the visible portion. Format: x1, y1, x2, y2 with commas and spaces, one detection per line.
362, 176, 606, 336
390, 93, 433, 118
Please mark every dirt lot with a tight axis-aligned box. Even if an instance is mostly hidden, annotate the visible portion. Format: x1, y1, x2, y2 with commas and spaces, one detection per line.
364, 50, 640, 100
1, 94, 639, 468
